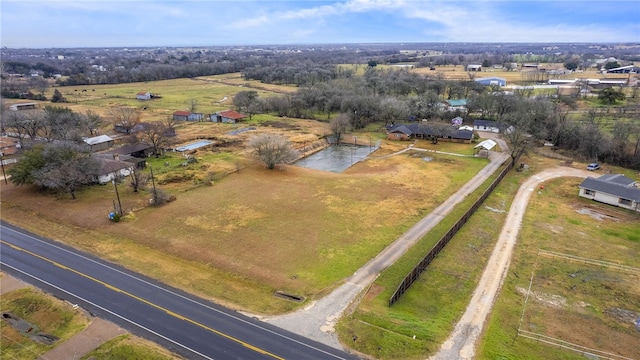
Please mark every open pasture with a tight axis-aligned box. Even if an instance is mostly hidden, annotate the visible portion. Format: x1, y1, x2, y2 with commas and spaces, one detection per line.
41, 75, 283, 123
0, 125, 489, 314
479, 176, 640, 359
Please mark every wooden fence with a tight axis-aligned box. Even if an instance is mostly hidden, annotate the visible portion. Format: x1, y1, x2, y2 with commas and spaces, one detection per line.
388, 155, 517, 306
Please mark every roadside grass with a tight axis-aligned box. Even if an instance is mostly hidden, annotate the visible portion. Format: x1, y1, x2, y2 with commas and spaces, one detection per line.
477, 177, 640, 360
0, 288, 89, 359
0, 137, 489, 315
81, 334, 181, 360
335, 154, 595, 360
336, 157, 518, 360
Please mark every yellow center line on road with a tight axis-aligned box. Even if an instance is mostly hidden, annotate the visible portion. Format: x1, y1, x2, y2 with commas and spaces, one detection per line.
0, 239, 284, 360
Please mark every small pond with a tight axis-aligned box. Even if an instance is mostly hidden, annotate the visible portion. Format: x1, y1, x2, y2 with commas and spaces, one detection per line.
295, 142, 380, 173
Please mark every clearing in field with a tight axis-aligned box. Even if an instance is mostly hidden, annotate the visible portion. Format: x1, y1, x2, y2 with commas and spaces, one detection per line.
516, 250, 640, 360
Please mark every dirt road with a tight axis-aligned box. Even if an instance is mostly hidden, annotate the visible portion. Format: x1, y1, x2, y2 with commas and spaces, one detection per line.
430, 167, 592, 360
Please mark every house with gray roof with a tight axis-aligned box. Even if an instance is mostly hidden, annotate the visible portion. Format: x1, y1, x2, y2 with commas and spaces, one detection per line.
473, 119, 514, 134
386, 123, 474, 143
578, 174, 640, 212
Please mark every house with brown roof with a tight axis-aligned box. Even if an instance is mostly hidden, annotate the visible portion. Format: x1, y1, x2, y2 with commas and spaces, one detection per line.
92, 154, 136, 184
211, 110, 246, 123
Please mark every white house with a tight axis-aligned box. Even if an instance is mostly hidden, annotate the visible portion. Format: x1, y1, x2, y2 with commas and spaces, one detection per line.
578, 174, 640, 212
473, 119, 501, 133
93, 155, 135, 184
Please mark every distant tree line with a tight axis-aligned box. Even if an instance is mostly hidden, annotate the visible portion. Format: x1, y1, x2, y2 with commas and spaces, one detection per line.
234, 64, 640, 170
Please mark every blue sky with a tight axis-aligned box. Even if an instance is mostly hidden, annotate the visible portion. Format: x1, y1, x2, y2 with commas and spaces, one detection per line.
1, 0, 639, 48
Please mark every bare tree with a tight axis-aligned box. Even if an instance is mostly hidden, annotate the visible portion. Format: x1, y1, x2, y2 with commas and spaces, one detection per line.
248, 134, 299, 169
186, 98, 199, 113
82, 109, 103, 136
329, 113, 352, 144
109, 106, 140, 134
128, 167, 147, 193
137, 122, 174, 157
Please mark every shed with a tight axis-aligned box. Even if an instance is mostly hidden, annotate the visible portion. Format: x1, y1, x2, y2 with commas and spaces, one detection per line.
188, 113, 205, 121
474, 139, 497, 151
467, 64, 482, 72
212, 110, 246, 123
173, 111, 191, 121
578, 174, 640, 212
83, 135, 115, 152
105, 142, 154, 159
136, 91, 151, 100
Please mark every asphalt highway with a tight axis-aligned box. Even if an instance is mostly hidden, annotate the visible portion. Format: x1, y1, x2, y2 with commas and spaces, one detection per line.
0, 221, 361, 360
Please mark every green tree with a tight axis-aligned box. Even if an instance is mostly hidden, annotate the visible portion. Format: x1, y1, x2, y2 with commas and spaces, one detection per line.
7, 145, 46, 185
8, 142, 99, 199
598, 87, 625, 105
564, 61, 578, 71
51, 89, 67, 103
604, 61, 621, 70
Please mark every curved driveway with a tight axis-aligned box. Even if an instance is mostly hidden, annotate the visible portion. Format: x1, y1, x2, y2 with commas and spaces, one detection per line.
430, 166, 592, 360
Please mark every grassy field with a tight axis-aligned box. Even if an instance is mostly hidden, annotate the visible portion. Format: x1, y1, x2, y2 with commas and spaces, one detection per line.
0, 96, 491, 314
337, 153, 640, 360
38, 74, 294, 124
478, 176, 640, 360
336, 154, 521, 360
3, 74, 638, 359
0, 288, 89, 359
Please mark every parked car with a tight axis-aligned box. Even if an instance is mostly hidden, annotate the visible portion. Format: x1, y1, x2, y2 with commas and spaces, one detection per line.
587, 163, 601, 171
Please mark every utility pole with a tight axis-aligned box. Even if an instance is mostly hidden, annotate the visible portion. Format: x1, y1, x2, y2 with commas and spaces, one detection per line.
150, 166, 158, 205
0, 152, 7, 185
112, 179, 123, 215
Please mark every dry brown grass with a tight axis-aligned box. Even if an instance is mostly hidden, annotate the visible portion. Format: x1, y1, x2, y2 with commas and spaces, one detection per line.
1, 129, 488, 313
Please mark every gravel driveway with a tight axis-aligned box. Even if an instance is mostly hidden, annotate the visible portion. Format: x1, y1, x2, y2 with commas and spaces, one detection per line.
429, 166, 592, 360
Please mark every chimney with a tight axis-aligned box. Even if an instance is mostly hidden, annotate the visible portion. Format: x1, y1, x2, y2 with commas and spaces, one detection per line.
113, 154, 119, 161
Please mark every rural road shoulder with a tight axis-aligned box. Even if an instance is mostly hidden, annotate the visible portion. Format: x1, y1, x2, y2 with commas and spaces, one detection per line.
430, 166, 593, 360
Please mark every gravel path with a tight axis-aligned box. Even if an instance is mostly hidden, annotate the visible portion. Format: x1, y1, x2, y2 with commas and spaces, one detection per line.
263, 137, 510, 351
429, 166, 592, 360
